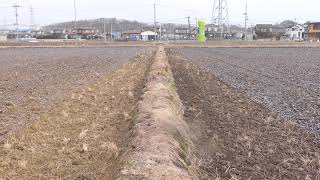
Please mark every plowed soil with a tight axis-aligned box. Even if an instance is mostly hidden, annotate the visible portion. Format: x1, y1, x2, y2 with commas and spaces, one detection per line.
174, 47, 320, 134
1, 46, 320, 179
168, 50, 320, 179
0, 47, 145, 141
0, 51, 153, 179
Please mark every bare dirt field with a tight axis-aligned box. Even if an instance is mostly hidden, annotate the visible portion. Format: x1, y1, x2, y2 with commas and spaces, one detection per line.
0, 40, 156, 48
0, 50, 153, 179
168, 50, 320, 179
2, 40, 320, 49
174, 47, 320, 134
168, 40, 320, 48
0, 47, 146, 141
0, 45, 320, 179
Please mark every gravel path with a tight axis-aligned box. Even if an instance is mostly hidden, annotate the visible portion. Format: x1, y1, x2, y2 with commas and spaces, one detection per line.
174, 48, 320, 133
0, 47, 146, 141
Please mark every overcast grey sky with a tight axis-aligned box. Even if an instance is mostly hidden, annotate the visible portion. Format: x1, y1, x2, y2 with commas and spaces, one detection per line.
1, 0, 320, 28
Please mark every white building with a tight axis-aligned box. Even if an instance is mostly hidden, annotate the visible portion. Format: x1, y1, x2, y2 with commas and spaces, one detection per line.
0, 29, 9, 42
141, 31, 157, 41
0, 35, 7, 42
286, 24, 306, 41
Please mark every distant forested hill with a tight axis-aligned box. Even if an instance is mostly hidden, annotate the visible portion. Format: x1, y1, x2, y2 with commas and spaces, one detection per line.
43, 18, 149, 33
43, 18, 193, 34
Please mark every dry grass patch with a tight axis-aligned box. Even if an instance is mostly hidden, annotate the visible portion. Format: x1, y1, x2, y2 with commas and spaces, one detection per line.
0, 52, 153, 179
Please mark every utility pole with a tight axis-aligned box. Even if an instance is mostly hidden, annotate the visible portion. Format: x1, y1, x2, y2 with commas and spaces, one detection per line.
110, 22, 113, 41
158, 22, 162, 41
218, 0, 222, 38
186, 16, 191, 39
154, 3, 157, 40
244, 2, 248, 40
30, 6, 35, 30
13, 4, 20, 41
195, 18, 199, 37
74, 0, 78, 40
103, 18, 106, 43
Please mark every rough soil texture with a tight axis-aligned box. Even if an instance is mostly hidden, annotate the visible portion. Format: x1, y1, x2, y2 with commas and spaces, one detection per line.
120, 47, 197, 179
0, 47, 146, 141
0, 51, 153, 179
0, 41, 158, 48
1, 45, 320, 179
174, 47, 320, 134
3, 40, 320, 48
168, 50, 320, 179
169, 41, 320, 48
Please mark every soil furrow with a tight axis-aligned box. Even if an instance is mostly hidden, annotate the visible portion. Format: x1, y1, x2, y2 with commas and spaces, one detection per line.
175, 48, 320, 134
0, 47, 146, 142
168, 50, 320, 179
0, 51, 153, 180
120, 47, 197, 179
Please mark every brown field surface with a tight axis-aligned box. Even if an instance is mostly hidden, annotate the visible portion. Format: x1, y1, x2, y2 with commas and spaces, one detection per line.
0, 45, 319, 179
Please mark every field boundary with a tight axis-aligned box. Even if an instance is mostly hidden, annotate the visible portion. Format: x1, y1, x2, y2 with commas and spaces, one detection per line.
2, 41, 320, 49
0, 45, 156, 48
120, 46, 197, 179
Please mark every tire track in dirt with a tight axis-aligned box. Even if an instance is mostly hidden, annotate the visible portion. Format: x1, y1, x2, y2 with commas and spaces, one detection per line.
168, 50, 320, 179
0, 51, 154, 179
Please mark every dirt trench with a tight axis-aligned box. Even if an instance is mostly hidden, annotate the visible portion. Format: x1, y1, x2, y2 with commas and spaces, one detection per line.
168, 50, 320, 179
120, 47, 197, 179
0, 51, 154, 179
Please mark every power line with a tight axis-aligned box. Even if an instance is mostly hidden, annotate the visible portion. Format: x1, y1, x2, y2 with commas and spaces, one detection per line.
155, 3, 200, 13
